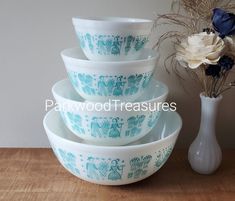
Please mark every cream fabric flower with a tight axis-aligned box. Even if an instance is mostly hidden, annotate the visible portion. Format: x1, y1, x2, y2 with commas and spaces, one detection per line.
176, 32, 225, 69
224, 35, 235, 58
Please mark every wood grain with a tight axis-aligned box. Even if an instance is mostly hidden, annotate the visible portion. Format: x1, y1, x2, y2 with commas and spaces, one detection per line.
0, 149, 234, 201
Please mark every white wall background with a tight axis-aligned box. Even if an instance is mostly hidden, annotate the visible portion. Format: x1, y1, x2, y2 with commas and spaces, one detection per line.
0, 0, 234, 148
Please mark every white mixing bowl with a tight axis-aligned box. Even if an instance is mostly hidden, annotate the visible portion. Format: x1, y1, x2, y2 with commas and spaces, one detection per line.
52, 78, 168, 146
72, 17, 154, 61
43, 108, 182, 185
61, 47, 159, 102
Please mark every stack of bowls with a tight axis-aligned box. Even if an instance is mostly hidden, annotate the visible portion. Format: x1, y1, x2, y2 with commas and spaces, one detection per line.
43, 17, 182, 185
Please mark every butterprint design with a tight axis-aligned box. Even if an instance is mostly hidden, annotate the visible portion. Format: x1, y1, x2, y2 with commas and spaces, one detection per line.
77, 73, 95, 95
63, 112, 85, 135
97, 76, 115, 96
68, 71, 78, 88
147, 112, 161, 128
134, 37, 148, 51
52, 147, 174, 182
125, 115, 146, 137
155, 146, 173, 169
128, 155, 152, 179
77, 33, 149, 55
113, 76, 125, 96
90, 117, 124, 138
82, 156, 125, 181
62, 111, 161, 138
57, 148, 80, 175
125, 74, 143, 95
68, 72, 153, 97
142, 73, 153, 88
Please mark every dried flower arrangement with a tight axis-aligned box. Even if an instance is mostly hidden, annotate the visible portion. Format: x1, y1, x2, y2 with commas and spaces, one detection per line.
154, 0, 235, 97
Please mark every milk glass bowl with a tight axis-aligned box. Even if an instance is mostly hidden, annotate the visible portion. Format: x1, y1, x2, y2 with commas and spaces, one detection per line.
72, 17, 154, 61
43, 108, 182, 185
52, 78, 168, 146
61, 47, 159, 102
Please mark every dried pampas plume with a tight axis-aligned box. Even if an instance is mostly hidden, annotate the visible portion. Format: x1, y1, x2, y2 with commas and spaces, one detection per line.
153, 0, 235, 93
154, 0, 235, 50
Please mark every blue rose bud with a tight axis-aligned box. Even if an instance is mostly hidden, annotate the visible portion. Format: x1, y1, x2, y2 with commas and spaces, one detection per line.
212, 8, 235, 38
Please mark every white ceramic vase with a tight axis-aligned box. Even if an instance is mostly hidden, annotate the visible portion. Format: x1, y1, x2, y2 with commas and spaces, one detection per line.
188, 93, 222, 174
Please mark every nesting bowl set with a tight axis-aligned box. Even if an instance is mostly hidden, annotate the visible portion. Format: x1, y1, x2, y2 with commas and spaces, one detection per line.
43, 17, 182, 185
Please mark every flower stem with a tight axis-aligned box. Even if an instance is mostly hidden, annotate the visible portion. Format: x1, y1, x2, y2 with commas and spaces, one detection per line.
215, 71, 229, 96
200, 65, 208, 96
212, 77, 219, 97
217, 86, 232, 96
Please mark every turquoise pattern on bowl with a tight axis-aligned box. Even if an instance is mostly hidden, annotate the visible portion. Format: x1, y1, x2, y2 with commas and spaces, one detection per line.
68, 71, 152, 97
72, 17, 154, 61
53, 146, 173, 181
52, 78, 168, 146
61, 47, 159, 102
77, 33, 148, 56
44, 109, 182, 185
60, 110, 161, 139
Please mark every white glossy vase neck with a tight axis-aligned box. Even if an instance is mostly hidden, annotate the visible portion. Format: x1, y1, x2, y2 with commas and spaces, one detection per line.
188, 93, 222, 174
199, 93, 222, 138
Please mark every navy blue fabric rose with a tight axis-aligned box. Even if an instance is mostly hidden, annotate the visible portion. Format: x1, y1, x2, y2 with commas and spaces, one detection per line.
212, 8, 235, 38
218, 55, 234, 71
205, 65, 221, 77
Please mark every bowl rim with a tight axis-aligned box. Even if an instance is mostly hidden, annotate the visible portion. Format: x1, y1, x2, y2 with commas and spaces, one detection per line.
43, 108, 182, 151
72, 16, 153, 24
51, 78, 169, 107
61, 47, 159, 65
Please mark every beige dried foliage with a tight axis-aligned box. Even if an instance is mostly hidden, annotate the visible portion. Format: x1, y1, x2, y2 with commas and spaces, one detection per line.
154, 0, 235, 97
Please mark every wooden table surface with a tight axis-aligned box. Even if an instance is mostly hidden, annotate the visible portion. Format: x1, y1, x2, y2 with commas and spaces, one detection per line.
0, 149, 234, 201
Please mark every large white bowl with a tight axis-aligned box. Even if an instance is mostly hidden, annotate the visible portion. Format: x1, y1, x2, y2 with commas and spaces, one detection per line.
72, 17, 154, 61
43, 108, 182, 185
52, 78, 168, 146
61, 47, 158, 102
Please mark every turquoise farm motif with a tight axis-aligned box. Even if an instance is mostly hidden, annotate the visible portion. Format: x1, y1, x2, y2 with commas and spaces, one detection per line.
147, 112, 161, 128
77, 33, 148, 55
155, 146, 173, 169
81, 156, 125, 181
90, 117, 124, 138
68, 72, 153, 97
128, 155, 153, 179
62, 112, 160, 138
53, 146, 173, 181
64, 112, 85, 135
125, 115, 145, 137
57, 148, 80, 175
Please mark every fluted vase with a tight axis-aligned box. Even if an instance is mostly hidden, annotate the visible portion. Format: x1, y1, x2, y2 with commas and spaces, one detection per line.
188, 93, 222, 174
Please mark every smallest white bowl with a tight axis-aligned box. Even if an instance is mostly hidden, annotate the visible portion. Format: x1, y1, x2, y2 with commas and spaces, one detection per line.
72, 17, 154, 61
